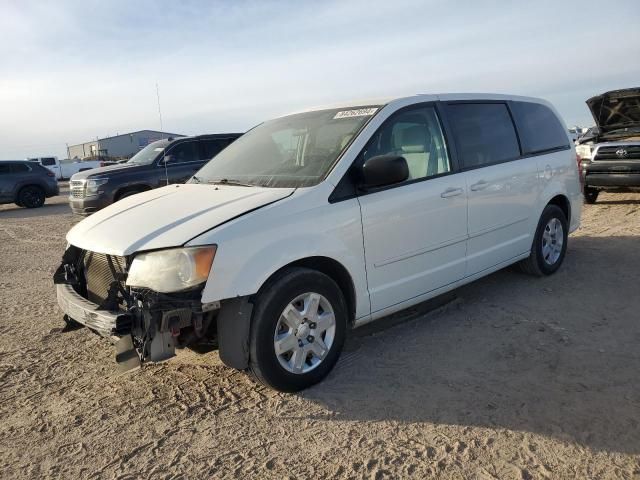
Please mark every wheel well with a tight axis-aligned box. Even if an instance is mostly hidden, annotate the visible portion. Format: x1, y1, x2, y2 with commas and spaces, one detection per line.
547, 194, 570, 223
17, 184, 43, 198
263, 257, 357, 324
115, 184, 151, 201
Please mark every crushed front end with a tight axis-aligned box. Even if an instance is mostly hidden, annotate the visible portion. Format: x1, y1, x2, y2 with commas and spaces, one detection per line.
53, 245, 218, 371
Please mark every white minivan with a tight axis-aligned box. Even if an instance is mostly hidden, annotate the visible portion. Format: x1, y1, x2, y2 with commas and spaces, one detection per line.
55, 94, 582, 391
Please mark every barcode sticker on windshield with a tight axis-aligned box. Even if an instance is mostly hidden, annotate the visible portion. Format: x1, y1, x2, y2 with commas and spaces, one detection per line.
333, 108, 378, 119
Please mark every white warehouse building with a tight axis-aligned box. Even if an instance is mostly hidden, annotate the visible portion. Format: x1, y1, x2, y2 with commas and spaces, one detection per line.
68, 130, 184, 160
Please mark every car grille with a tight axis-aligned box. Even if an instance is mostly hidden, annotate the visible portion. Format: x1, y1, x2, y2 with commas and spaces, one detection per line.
83, 251, 127, 306
70, 180, 85, 198
593, 145, 640, 161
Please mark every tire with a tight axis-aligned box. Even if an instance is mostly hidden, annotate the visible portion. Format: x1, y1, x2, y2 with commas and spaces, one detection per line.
583, 187, 599, 204
518, 205, 568, 276
18, 185, 45, 208
249, 267, 347, 392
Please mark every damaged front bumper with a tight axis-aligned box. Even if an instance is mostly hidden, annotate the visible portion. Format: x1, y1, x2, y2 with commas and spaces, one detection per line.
56, 283, 132, 339
54, 247, 218, 371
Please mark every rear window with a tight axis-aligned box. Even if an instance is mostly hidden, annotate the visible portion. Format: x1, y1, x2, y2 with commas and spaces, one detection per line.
446, 103, 520, 169
510, 101, 569, 155
40, 157, 56, 166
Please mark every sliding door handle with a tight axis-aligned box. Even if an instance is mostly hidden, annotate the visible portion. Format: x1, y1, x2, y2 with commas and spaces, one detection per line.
440, 187, 464, 198
470, 180, 489, 191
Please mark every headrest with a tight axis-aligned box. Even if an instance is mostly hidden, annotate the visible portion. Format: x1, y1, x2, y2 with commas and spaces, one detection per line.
399, 125, 429, 153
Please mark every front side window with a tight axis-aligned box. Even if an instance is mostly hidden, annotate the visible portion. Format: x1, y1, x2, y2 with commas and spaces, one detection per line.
360, 106, 450, 181
166, 141, 199, 164
510, 101, 570, 154
194, 106, 380, 188
446, 103, 520, 169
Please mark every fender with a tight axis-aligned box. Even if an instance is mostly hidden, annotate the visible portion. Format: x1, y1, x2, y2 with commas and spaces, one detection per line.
189, 185, 371, 320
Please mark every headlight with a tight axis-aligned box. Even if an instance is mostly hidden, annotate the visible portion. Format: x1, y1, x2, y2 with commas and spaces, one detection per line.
126, 246, 217, 292
86, 178, 109, 196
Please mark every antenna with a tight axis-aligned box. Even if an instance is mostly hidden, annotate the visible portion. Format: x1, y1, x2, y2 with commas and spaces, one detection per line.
156, 81, 169, 185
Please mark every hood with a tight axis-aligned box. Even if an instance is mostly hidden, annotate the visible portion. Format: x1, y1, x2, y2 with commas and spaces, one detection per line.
66, 184, 295, 256
586, 87, 640, 133
71, 162, 143, 180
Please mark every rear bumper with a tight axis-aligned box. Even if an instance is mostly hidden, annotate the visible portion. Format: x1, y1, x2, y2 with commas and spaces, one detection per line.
56, 284, 131, 338
584, 173, 640, 188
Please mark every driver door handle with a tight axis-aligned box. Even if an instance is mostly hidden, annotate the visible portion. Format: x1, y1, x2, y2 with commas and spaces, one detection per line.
470, 180, 489, 191
440, 187, 464, 198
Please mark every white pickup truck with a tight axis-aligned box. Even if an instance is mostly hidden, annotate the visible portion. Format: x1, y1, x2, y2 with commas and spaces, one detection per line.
28, 157, 102, 180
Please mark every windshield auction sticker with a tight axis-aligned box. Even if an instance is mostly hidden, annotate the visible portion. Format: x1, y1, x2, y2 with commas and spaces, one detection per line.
333, 107, 378, 119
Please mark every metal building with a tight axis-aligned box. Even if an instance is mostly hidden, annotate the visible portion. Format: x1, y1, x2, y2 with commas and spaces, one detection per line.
67, 130, 185, 160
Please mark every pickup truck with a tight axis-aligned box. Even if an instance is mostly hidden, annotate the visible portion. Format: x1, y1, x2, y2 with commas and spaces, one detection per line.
28, 157, 102, 180
575, 87, 640, 203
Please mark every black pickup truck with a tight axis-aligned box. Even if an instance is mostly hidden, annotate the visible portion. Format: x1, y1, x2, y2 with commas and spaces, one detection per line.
69, 133, 241, 215
576, 88, 640, 204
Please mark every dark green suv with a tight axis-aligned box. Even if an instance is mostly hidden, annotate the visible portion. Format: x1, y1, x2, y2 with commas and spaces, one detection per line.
0, 160, 60, 208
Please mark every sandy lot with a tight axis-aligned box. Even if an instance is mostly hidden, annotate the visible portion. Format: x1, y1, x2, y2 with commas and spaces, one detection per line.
1, 186, 639, 479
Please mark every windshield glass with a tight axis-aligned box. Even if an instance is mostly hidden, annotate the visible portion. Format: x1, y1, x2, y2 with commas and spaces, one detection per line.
127, 140, 170, 165
193, 106, 380, 188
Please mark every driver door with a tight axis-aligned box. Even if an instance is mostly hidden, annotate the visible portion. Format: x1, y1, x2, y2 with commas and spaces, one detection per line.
357, 104, 468, 314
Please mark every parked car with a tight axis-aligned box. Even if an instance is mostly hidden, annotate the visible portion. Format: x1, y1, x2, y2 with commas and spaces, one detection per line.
54, 94, 581, 391
575, 87, 640, 203
0, 160, 59, 208
68, 133, 242, 215
28, 156, 102, 180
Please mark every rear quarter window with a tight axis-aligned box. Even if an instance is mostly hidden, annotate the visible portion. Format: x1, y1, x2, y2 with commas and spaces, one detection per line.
510, 101, 570, 155
11, 163, 31, 173
446, 103, 520, 169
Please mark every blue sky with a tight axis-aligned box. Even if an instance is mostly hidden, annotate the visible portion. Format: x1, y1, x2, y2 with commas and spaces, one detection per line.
1, 0, 638, 159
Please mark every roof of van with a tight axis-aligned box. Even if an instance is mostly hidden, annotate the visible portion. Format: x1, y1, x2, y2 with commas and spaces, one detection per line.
288, 93, 550, 116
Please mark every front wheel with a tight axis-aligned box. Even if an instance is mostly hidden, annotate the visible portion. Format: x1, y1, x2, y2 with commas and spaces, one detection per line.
249, 268, 347, 392
518, 205, 568, 276
584, 187, 599, 204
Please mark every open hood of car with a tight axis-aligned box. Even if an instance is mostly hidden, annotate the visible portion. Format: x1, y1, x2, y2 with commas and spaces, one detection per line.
66, 184, 294, 256
586, 87, 640, 133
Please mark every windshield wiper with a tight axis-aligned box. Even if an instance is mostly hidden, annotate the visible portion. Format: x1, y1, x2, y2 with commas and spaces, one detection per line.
209, 178, 254, 187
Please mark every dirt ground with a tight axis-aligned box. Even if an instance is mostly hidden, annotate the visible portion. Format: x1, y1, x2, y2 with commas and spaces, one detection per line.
1, 185, 639, 479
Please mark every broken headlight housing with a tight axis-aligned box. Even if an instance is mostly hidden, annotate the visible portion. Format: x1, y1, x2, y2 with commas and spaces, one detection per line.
126, 246, 216, 293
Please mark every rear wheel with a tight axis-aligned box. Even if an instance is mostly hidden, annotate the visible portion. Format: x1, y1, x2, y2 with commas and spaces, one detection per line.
518, 205, 568, 276
584, 187, 599, 204
249, 268, 347, 392
18, 186, 45, 208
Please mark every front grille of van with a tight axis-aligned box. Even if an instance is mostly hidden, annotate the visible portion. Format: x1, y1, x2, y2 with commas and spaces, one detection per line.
83, 251, 127, 306
593, 145, 640, 161
70, 180, 85, 198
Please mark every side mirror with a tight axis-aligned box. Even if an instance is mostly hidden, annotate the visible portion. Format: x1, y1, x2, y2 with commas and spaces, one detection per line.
160, 154, 173, 164
359, 155, 409, 190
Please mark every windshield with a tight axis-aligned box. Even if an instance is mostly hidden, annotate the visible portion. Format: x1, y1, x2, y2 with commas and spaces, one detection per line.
127, 140, 171, 165
193, 106, 380, 188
